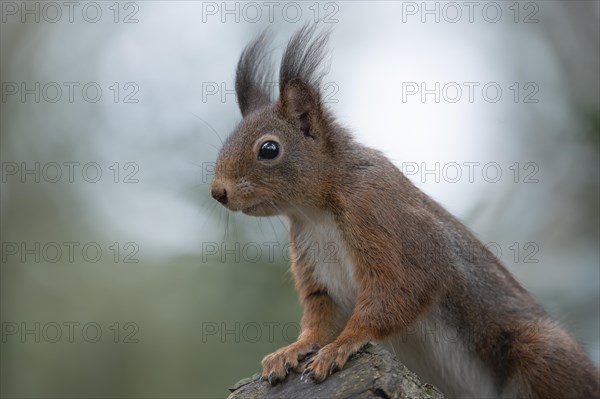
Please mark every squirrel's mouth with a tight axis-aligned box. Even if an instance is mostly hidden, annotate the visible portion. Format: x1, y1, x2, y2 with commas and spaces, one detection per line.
242, 201, 266, 213
241, 201, 276, 216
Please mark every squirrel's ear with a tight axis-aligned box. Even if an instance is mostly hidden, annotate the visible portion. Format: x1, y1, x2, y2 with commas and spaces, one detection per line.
236, 81, 270, 117
278, 24, 331, 138
235, 32, 273, 117
279, 79, 319, 138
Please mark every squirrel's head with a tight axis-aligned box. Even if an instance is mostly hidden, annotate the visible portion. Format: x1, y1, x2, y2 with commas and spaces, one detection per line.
211, 25, 336, 217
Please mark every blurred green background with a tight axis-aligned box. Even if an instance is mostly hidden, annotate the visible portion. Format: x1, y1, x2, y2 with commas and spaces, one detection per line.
1, 1, 599, 398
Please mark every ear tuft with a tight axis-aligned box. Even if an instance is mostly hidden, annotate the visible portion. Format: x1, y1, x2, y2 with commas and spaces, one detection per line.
279, 24, 331, 98
278, 24, 332, 138
235, 31, 273, 117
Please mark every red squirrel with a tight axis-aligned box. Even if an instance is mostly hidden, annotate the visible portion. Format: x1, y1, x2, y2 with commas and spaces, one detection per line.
210, 25, 600, 398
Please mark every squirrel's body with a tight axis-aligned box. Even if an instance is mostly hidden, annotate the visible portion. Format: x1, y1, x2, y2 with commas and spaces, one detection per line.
211, 26, 600, 398
286, 145, 501, 398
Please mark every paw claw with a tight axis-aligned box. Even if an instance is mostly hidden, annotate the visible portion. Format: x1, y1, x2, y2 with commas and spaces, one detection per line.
267, 371, 277, 385
261, 342, 323, 385
329, 361, 338, 375
301, 367, 314, 382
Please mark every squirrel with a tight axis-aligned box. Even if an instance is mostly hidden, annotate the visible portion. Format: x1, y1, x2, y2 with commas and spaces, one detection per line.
210, 25, 600, 398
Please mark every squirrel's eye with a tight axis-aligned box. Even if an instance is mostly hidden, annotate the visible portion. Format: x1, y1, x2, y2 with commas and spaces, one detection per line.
258, 141, 280, 160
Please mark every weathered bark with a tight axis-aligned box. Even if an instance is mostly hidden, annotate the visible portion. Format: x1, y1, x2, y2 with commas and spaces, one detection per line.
227, 343, 444, 399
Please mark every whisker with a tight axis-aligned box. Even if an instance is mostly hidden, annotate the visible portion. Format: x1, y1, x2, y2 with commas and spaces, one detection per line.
189, 112, 224, 145
231, 213, 241, 245
224, 210, 230, 243
257, 217, 265, 238
266, 216, 280, 246
273, 214, 288, 231
265, 205, 294, 279
199, 140, 221, 153
200, 201, 220, 234
187, 128, 221, 153
189, 161, 213, 169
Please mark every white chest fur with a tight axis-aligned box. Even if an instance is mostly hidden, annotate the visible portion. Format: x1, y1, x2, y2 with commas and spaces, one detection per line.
288, 209, 497, 398
289, 209, 359, 316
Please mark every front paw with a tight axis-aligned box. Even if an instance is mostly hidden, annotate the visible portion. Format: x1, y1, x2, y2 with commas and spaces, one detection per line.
260, 341, 320, 386
300, 341, 357, 383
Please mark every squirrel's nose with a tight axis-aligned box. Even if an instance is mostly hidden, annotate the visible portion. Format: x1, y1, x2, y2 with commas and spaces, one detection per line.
211, 187, 228, 205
